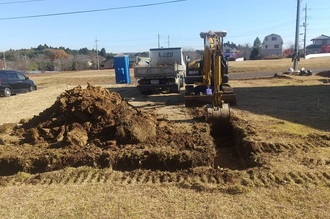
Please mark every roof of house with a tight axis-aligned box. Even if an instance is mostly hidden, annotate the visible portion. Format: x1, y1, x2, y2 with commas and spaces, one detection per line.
311, 34, 330, 41
262, 33, 283, 43
264, 33, 282, 38
306, 44, 321, 49
223, 45, 237, 50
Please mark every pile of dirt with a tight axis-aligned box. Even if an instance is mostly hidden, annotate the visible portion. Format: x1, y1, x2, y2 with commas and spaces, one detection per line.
17, 83, 158, 148
0, 84, 215, 175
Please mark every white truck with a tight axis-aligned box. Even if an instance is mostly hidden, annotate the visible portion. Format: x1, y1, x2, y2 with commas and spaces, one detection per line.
134, 47, 186, 94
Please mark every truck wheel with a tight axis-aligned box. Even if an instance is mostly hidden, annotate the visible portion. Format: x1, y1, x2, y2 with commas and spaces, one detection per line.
140, 89, 152, 95
185, 85, 194, 95
3, 87, 12, 97
171, 83, 180, 93
141, 90, 148, 95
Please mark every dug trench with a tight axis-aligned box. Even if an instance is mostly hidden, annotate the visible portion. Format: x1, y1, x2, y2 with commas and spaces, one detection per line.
0, 84, 257, 177
211, 119, 253, 170
192, 109, 259, 171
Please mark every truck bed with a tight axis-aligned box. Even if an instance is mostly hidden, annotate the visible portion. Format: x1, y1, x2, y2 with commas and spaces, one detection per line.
134, 65, 185, 79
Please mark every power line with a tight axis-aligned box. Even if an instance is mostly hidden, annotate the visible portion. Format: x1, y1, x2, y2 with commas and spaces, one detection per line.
0, 0, 186, 21
310, 7, 330, 10
0, 0, 44, 5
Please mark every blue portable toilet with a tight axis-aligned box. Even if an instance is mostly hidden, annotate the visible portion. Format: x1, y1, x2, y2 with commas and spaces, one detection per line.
113, 55, 131, 84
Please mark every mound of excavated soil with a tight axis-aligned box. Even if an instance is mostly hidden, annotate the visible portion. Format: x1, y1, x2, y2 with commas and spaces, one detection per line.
17, 83, 158, 148
0, 84, 215, 175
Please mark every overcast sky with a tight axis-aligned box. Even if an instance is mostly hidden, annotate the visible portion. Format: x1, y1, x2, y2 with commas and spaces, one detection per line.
0, 0, 329, 53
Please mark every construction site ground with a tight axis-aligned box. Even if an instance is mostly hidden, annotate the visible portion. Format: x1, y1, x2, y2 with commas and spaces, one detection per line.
0, 67, 329, 218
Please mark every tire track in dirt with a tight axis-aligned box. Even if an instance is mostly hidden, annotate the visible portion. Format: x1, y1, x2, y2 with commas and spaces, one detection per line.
1, 167, 329, 192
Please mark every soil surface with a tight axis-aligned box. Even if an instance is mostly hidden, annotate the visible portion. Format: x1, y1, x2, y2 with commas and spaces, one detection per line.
0, 83, 215, 175
0, 70, 329, 190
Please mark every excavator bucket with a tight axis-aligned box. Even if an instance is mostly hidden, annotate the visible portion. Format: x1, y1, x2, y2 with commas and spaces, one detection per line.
206, 103, 230, 125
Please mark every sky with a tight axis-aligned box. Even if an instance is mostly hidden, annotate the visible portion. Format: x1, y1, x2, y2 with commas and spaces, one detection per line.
0, 0, 329, 53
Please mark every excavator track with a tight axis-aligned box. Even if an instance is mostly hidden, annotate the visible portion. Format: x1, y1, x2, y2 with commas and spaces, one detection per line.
184, 93, 236, 107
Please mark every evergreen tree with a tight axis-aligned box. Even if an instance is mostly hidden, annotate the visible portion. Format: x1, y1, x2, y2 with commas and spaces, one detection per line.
250, 37, 262, 60
99, 48, 107, 57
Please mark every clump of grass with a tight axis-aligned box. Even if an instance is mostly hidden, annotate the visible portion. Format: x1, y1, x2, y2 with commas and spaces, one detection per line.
221, 184, 250, 194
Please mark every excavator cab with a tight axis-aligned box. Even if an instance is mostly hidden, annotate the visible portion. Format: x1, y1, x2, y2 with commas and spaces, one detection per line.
184, 31, 236, 121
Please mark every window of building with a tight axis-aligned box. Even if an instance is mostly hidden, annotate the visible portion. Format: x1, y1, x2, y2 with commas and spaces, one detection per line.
265, 45, 268, 49
274, 44, 279, 48
271, 36, 277, 41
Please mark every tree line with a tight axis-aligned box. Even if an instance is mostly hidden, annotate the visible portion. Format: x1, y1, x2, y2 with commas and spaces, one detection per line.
0, 38, 293, 72
0, 44, 113, 72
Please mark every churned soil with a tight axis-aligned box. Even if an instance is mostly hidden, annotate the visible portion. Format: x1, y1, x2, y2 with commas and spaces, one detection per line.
0, 70, 329, 190
0, 84, 215, 175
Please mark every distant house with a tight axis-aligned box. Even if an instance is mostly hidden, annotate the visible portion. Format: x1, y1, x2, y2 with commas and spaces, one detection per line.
223, 45, 239, 61
262, 34, 283, 58
100, 58, 114, 69
306, 34, 330, 54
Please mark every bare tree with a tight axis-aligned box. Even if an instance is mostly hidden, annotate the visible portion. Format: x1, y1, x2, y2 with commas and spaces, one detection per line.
237, 43, 252, 60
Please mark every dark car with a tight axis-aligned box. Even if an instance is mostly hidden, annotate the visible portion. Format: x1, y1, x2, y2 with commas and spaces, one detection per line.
0, 70, 37, 97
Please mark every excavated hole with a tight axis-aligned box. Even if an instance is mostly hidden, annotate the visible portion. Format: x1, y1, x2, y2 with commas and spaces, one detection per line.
0, 119, 257, 176
210, 119, 256, 170
0, 85, 259, 176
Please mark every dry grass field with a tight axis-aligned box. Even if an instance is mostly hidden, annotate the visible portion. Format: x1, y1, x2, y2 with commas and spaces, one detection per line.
0, 58, 329, 218
229, 57, 330, 73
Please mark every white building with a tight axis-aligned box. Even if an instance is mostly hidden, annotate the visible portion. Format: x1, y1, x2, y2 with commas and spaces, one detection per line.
262, 34, 283, 58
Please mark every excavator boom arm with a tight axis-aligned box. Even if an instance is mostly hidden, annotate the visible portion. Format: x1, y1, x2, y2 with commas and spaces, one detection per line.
184, 30, 236, 110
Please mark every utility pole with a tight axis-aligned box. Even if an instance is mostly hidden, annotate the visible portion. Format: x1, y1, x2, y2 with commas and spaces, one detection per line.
168, 35, 170, 48
293, 0, 301, 71
302, 4, 309, 58
2, 52, 6, 70
158, 34, 160, 48
95, 38, 99, 70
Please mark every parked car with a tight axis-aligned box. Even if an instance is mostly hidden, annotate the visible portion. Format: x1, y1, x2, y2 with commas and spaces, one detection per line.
0, 70, 37, 97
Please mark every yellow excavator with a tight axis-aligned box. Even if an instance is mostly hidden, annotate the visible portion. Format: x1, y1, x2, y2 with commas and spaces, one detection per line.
184, 31, 236, 121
